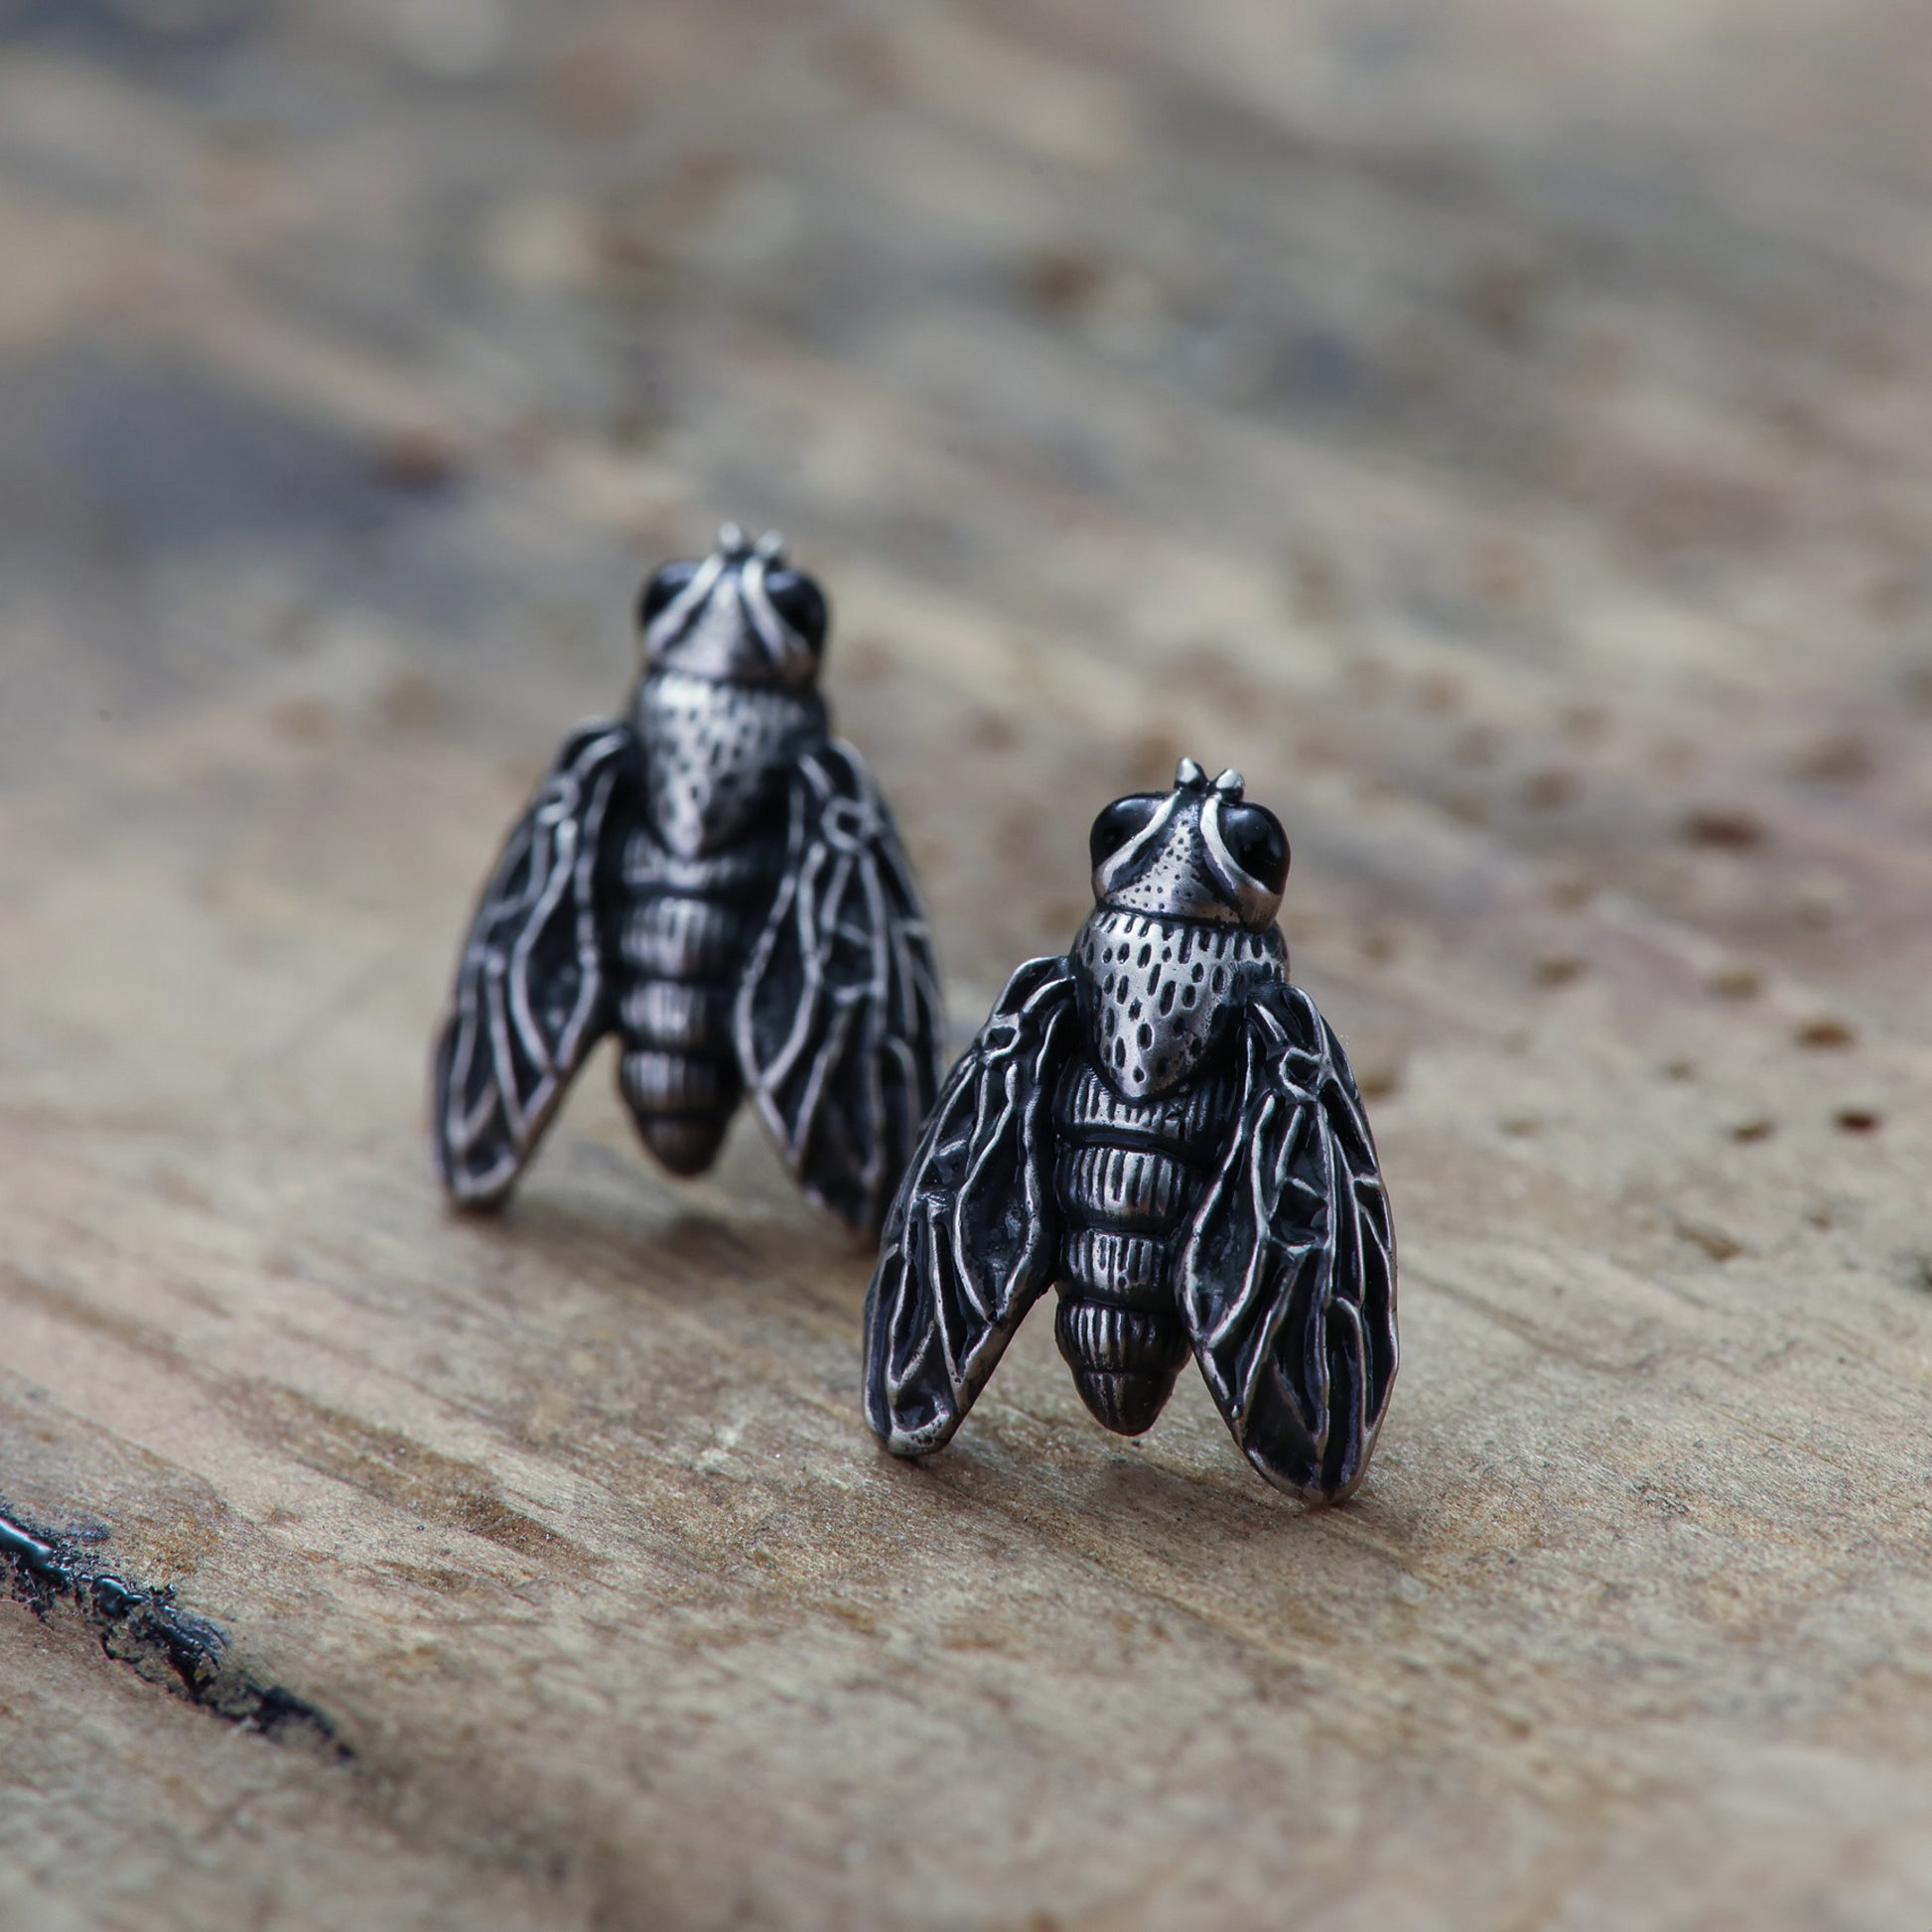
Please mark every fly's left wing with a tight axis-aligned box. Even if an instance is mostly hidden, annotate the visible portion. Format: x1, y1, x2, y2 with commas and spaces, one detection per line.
735, 740, 945, 1234
432, 721, 635, 1208
864, 958, 1076, 1454
1179, 984, 1397, 1503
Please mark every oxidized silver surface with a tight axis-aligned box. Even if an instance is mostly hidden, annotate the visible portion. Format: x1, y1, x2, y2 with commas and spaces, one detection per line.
864, 759, 1397, 1500
433, 526, 945, 1234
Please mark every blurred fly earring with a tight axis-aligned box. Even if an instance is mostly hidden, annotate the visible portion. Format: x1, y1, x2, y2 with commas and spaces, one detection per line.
433, 524, 946, 1235
864, 759, 1396, 1501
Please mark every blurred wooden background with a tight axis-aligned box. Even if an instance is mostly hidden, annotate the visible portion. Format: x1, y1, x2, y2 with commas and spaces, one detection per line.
4, 1, 1932, 1927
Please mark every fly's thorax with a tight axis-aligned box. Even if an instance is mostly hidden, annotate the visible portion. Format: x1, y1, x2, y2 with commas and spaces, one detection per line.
1070, 908, 1286, 1099
632, 670, 826, 859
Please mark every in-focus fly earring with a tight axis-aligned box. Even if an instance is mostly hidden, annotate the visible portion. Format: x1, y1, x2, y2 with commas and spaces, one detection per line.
864, 759, 1396, 1500
433, 525, 945, 1235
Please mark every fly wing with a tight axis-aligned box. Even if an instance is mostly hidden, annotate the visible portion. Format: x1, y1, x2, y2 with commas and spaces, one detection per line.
1179, 984, 1397, 1502
735, 740, 946, 1234
863, 958, 1076, 1455
432, 721, 636, 1207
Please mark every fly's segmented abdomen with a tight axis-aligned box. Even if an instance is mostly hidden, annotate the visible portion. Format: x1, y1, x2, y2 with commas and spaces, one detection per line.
1051, 1058, 1237, 1436
615, 829, 782, 1175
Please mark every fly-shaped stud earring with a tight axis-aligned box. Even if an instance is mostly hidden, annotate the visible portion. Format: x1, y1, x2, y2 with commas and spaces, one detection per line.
863, 759, 1396, 1500
433, 526, 946, 1234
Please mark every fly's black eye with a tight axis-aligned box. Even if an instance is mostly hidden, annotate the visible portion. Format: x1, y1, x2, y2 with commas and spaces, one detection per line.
1222, 803, 1289, 893
638, 561, 699, 631
1089, 794, 1163, 871
763, 568, 829, 652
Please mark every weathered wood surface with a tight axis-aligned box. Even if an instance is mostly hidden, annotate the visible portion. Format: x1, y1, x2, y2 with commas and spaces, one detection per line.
5, 2, 1932, 1926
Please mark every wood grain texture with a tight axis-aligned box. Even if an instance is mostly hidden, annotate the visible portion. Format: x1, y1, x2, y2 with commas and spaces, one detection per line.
4, 2, 1932, 1927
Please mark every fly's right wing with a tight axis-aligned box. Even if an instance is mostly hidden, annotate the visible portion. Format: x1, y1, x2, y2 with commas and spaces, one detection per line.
1179, 983, 1397, 1502
735, 740, 946, 1237
863, 958, 1077, 1455
432, 721, 637, 1208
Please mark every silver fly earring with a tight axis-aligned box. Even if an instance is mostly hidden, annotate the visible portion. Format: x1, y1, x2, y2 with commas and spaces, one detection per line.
864, 759, 1396, 1500
433, 525, 945, 1235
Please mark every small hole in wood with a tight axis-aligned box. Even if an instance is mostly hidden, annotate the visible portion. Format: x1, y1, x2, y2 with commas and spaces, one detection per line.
1790, 734, 1874, 784
1020, 246, 1106, 314
1682, 806, 1767, 850
1357, 1064, 1404, 1103
1560, 702, 1611, 744
1795, 1018, 1856, 1050
374, 428, 461, 492
1709, 966, 1763, 1002
1521, 768, 1577, 811
1677, 1222, 1742, 1262
1532, 955, 1587, 987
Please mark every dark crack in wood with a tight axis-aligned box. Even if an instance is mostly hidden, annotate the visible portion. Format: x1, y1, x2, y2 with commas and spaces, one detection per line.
0, 1497, 347, 1755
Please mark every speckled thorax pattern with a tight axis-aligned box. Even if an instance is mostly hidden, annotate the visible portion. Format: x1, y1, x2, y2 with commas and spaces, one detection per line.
633, 670, 826, 859
1071, 908, 1287, 1099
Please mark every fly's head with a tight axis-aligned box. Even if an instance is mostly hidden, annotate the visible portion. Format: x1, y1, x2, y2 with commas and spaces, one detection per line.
1089, 759, 1289, 929
1073, 760, 1290, 1097
636, 525, 828, 689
